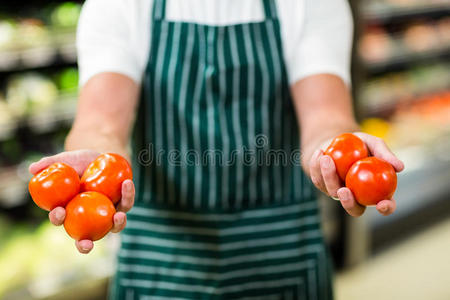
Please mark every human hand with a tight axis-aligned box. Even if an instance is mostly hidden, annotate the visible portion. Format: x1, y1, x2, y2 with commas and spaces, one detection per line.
308, 132, 404, 217
29, 149, 135, 254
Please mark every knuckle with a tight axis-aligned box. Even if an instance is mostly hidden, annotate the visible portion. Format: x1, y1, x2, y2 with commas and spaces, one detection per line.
376, 137, 386, 146
311, 176, 320, 187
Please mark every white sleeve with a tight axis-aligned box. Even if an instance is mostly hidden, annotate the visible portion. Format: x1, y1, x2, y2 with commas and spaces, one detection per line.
76, 0, 143, 86
289, 0, 353, 85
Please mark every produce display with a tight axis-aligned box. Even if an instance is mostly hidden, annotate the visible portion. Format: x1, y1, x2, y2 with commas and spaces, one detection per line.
325, 133, 398, 206
6, 73, 59, 117
28, 153, 132, 242
359, 18, 450, 64
0, 69, 78, 140
361, 90, 450, 149
51, 2, 82, 29
0, 2, 80, 52
359, 64, 450, 114
365, 0, 449, 8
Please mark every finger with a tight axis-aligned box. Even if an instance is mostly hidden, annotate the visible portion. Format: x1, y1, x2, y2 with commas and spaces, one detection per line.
376, 199, 396, 216
111, 212, 127, 233
353, 132, 404, 172
319, 155, 341, 198
337, 187, 366, 217
75, 240, 94, 254
116, 179, 135, 213
29, 156, 58, 175
29, 150, 100, 176
309, 149, 327, 193
48, 207, 66, 226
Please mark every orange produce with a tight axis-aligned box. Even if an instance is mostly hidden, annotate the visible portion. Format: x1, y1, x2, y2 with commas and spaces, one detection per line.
345, 157, 397, 206
64, 192, 116, 241
81, 153, 132, 205
29, 162, 80, 211
324, 133, 369, 181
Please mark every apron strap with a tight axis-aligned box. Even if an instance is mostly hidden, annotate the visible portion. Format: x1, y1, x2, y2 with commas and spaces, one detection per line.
152, 0, 167, 20
262, 0, 278, 19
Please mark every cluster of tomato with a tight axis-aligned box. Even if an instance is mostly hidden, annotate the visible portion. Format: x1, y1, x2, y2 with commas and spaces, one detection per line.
324, 133, 397, 206
29, 153, 132, 241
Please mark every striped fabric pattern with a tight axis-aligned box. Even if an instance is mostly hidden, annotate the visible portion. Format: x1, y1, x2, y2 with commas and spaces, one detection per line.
116, 0, 333, 299
132, 0, 312, 211
113, 201, 332, 299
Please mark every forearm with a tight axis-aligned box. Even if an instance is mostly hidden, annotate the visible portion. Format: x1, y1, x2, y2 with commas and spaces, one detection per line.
291, 74, 359, 173
64, 73, 139, 161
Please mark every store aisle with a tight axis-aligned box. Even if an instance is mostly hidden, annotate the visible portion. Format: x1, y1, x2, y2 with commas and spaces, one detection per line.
335, 218, 450, 300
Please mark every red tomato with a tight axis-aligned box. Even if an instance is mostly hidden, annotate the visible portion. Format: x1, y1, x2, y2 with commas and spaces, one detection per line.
80, 153, 132, 205
345, 157, 397, 206
64, 191, 116, 241
28, 162, 80, 211
324, 133, 369, 181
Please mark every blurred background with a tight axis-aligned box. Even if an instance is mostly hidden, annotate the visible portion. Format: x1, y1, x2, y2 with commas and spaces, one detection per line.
0, 0, 449, 299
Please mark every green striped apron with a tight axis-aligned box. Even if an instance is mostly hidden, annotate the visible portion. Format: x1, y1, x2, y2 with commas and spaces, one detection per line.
111, 0, 333, 299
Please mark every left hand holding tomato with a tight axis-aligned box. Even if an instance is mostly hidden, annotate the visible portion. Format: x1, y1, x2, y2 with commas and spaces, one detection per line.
29, 149, 135, 254
308, 132, 404, 217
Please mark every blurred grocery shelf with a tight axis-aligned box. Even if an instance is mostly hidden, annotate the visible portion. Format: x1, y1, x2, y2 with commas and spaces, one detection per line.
335, 0, 450, 267
0, 40, 76, 72
363, 2, 450, 24
358, 16, 450, 76
0, 222, 118, 300
0, 95, 77, 141
0, 165, 29, 208
364, 45, 450, 76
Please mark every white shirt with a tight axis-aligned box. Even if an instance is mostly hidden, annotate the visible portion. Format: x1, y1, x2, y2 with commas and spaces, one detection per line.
77, 0, 353, 86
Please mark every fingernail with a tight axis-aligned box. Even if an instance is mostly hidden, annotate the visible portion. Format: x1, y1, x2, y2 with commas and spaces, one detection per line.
82, 246, 89, 251
115, 217, 124, 225
55, 210, 63, 220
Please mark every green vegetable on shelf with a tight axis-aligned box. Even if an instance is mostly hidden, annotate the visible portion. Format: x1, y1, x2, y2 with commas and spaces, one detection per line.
6, 73, 58, 116
51, 2, 82, 28
0, 97, 15, 127
17, 19, 51, 48
0, 20, 17, 50
57, 67, 79, 92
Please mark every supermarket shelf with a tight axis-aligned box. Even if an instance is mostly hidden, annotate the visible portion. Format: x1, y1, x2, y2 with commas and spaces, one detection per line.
361, 88, 450, 118
0, 165, 29, 208
366, 140, 450, 251
0, 96, 77, 142
363, 4, 450, 24
364, 46, 450, 76
0, 42, 76, 72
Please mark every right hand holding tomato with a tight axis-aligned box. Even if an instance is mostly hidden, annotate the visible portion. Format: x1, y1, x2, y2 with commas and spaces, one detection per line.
28, 149, 135, 254
309, 132, 404, 217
